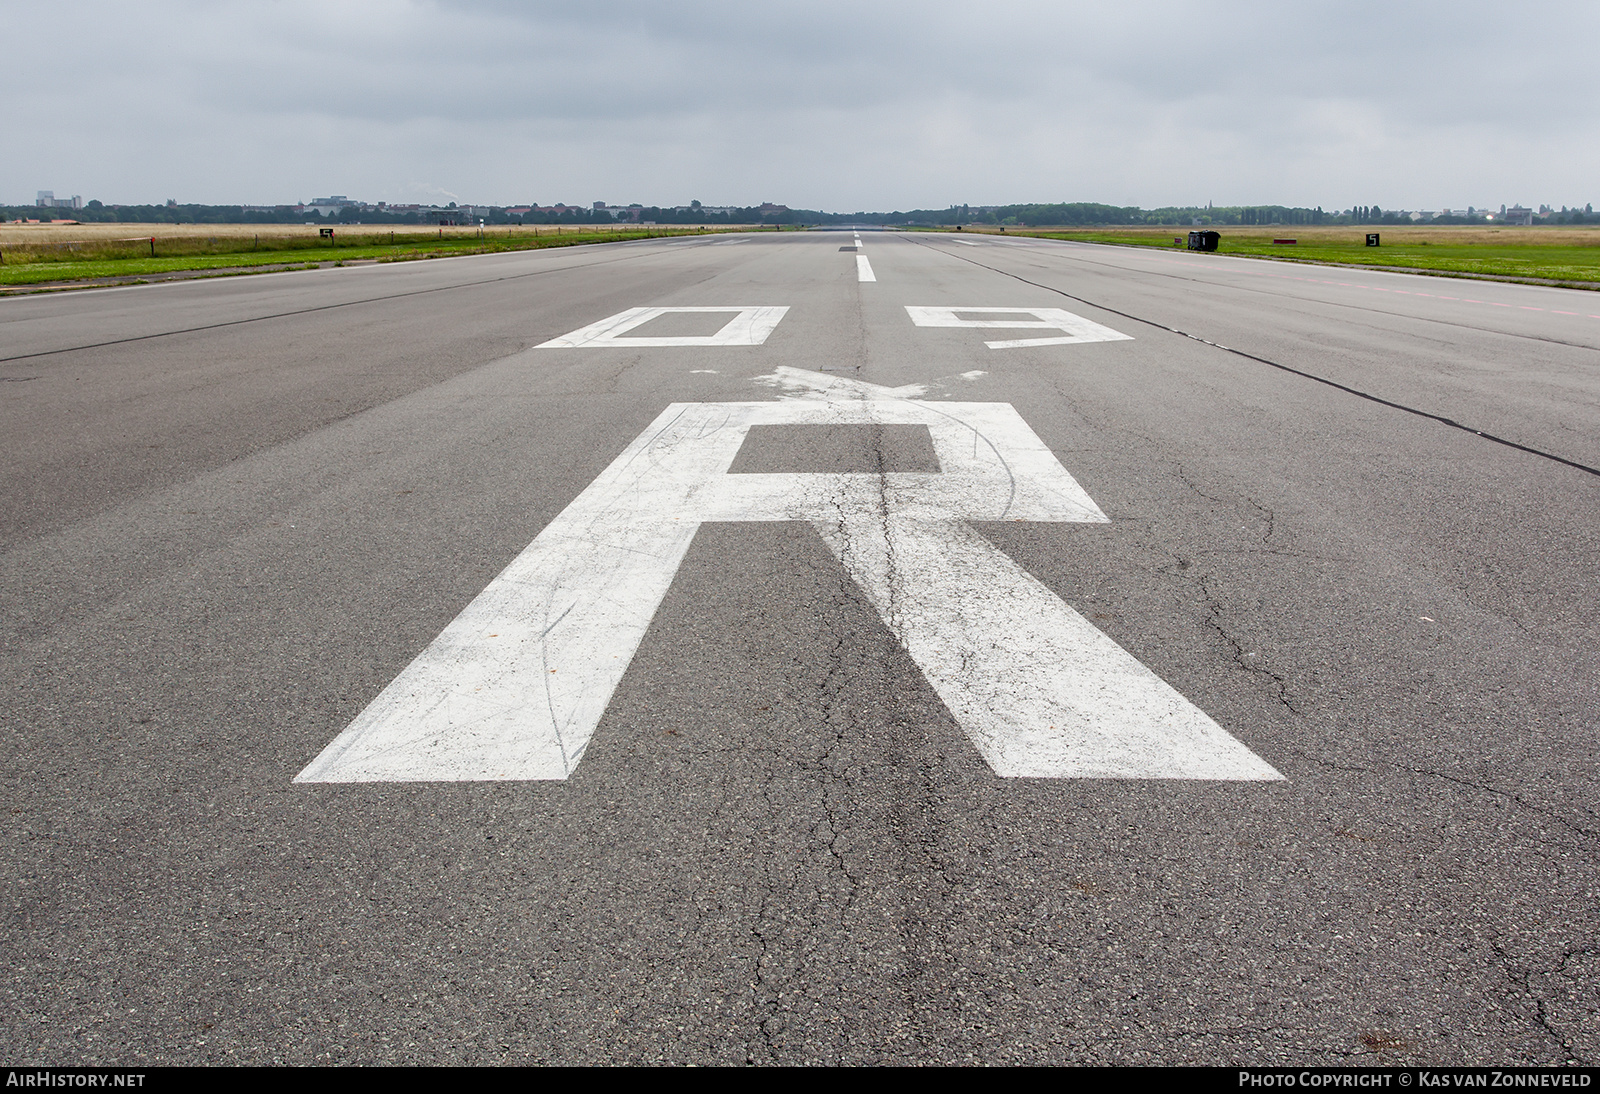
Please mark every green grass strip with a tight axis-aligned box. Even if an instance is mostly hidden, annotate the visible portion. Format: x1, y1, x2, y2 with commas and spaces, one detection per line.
935, 229, 1600, 286
0, 229, 716, 287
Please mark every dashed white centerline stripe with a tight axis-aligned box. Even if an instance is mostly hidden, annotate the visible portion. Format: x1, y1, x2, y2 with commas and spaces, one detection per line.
857, 255, 876, 282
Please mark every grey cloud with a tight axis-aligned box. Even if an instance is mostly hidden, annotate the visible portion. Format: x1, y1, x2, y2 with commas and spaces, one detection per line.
5, 0, 1597, 208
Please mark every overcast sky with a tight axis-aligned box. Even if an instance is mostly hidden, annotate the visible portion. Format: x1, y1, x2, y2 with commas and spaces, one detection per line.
9, 0, 1597, 211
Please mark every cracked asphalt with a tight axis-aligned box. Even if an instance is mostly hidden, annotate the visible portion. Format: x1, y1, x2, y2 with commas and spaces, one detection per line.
1, 231, 1596, 1064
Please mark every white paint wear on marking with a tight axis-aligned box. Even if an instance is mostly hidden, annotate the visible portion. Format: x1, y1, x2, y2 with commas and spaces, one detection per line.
298, 368, 1278, 785
537, 306, 790, 348
905, 306, 1131, 349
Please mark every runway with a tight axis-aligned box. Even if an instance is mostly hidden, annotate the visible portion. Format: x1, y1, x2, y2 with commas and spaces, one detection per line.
2, 230, 1596, 1064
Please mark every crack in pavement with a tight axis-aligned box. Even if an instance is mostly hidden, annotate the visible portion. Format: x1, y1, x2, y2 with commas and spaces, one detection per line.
1489, 937, 1595, 1064
1191, 569, 1305, 717
1287, 751, 1599, 844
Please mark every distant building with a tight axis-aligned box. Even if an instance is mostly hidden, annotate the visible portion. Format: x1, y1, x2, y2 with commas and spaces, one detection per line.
591, 202, 643, 221
303, 195, 360, 217
528, 203, 605, 216
35, 190, 82, 209
1502, 205, 1534, 226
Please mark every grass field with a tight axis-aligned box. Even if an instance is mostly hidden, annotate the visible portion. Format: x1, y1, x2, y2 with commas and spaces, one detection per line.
925, 225, 1600, 287
0, 223, 755, 287
11, 221, 1595, 290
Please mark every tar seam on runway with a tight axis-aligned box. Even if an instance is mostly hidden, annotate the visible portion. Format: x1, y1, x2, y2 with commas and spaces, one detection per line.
0, 246, 669, 364
919, 237, 1600, 480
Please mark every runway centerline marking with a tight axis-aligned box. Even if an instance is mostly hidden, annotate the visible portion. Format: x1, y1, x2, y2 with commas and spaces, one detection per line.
906, 306, 1132, 349
857, 255, 877, 282
537, 306, 789, 348
297, 368, 1279, 785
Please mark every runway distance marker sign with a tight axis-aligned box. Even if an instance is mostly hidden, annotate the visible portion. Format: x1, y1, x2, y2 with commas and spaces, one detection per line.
296, 367, 1278, 785
906, 305, 1133, 349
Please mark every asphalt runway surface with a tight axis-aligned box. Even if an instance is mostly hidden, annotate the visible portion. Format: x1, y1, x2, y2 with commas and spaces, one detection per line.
2, 231, 1596, 1064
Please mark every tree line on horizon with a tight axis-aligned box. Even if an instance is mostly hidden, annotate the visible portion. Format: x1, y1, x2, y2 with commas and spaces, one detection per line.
6, 200, 1594, 227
